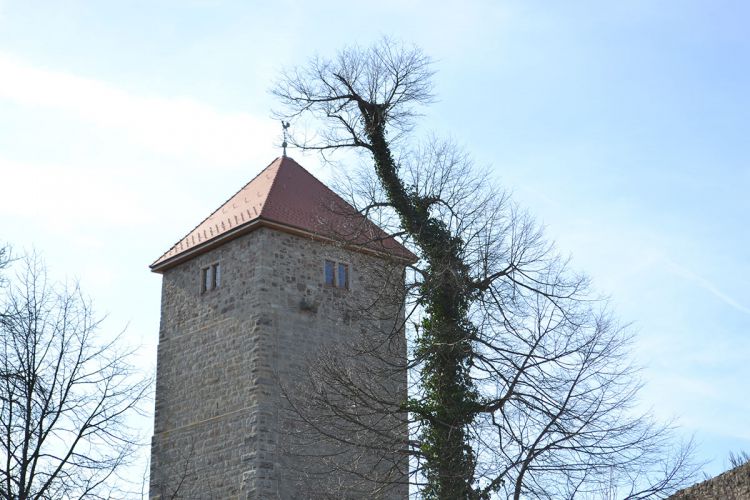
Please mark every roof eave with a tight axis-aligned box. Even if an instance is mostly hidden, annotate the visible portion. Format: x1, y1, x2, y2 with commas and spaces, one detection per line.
150, 218, 416, 274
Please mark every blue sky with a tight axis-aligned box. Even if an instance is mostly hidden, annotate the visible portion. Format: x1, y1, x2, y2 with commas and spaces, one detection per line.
1, 0, 748, 486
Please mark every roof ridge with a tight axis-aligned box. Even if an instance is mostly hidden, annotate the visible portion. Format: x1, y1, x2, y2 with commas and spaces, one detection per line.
261, 159, 374, 239
278, 159, 370, 227
258, 156, 293, 218
151, 156, 283, 266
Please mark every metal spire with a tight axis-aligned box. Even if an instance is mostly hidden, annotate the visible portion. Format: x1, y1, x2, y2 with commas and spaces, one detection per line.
281, 121, 290, 157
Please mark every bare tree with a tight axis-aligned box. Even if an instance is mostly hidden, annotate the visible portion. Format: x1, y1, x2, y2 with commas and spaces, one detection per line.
0, 250, 150, 499
727, 451, 750, 469
273, 39, 698, 499
0, 245, 11, 288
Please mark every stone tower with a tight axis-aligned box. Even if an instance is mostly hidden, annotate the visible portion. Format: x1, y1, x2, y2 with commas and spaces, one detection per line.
149, 157, 412, 499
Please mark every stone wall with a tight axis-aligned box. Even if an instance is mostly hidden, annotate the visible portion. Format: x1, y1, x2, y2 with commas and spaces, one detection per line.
150, 227, 407, 499
151, 228, 265, 499
669, 461, 750, 500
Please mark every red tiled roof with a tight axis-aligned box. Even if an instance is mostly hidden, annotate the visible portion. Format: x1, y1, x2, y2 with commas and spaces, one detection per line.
150, 156, 415, 272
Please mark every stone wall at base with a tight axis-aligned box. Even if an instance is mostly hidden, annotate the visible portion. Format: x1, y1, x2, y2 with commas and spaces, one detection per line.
669, 461, 750, 500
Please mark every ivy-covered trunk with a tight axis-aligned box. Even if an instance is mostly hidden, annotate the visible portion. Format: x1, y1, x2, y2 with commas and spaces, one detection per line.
361, 104, 480, 499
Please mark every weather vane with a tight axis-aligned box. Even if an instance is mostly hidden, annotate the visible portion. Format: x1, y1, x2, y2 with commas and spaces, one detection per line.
281, 121, 291, 157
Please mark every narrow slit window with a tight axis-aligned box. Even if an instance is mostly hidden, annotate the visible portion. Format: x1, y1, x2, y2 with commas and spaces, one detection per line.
212, 263, 221, 288
201, 267, 210, 293
337, 263, 349, 289
324, 260, 335, 286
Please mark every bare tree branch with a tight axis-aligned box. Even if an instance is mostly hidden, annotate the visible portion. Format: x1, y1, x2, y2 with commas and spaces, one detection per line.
0, 250, 151, 500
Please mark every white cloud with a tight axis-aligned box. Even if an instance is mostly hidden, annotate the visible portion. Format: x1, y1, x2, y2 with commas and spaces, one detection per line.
0, 52, 277, 167
0, 156, 150, 230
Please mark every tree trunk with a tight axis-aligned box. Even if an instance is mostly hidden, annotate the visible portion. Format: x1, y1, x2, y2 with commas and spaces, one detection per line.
362, 107, 479, 499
